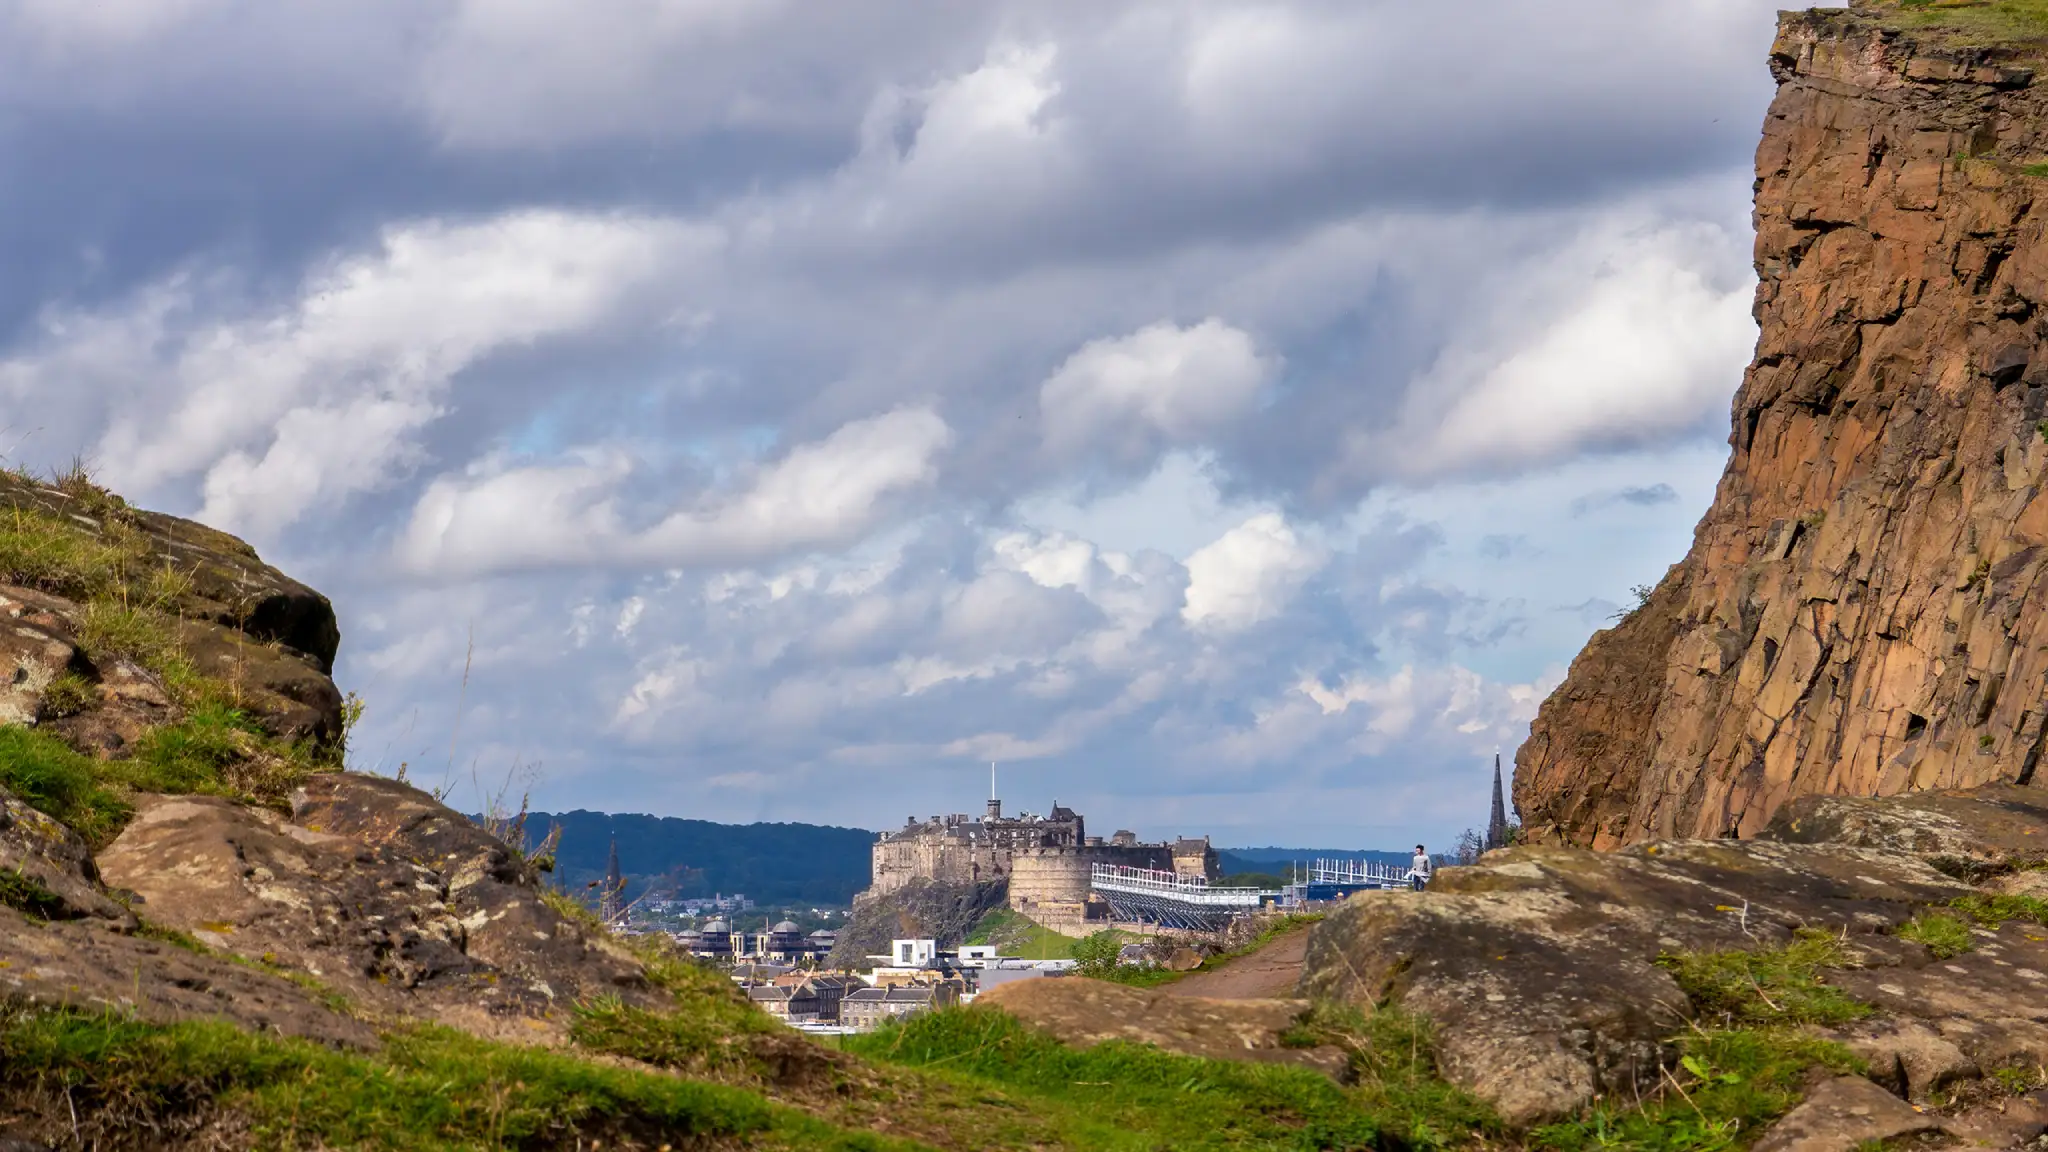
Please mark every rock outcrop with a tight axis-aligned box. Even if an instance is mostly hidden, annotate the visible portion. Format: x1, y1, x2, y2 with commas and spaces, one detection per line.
1518, 8, 2048, 846
1300, 782, 2048, 1128
0, 469, 666, 1053
829, 877, 1007, 967
0, 471, 343, 751
1300, 832, 1969, 1124
92, 775, 665, 1043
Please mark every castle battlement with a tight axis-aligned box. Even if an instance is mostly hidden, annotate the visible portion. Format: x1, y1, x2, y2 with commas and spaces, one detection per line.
856, 795, 1219, 934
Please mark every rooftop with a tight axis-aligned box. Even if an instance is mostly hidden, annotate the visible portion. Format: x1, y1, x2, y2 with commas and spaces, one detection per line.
845, 986, 937, 1004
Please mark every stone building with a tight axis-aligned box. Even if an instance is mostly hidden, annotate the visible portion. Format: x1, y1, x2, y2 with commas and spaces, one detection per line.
865, 797, 1087, 899
1171, 837, 1220, 881
840, 984, 957, 1031
857, 793, 1222, 936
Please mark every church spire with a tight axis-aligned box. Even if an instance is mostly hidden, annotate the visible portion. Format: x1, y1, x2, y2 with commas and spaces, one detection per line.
1485, 753, 1511, 851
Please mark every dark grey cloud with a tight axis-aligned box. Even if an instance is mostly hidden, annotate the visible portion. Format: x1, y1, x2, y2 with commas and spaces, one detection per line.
1570, 482, 1682, 516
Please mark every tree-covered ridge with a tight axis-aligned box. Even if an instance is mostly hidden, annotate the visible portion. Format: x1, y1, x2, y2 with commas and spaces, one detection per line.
532, 809, 879, 908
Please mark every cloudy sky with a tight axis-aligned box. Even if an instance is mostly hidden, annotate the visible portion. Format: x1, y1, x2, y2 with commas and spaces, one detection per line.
0, 0, 1779, 848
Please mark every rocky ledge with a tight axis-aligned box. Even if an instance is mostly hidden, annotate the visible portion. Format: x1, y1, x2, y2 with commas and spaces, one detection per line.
0, 769, 668, 1048
1302, 781, 2048, 1140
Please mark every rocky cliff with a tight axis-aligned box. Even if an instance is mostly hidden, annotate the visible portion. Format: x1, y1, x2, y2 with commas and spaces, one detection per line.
1519, 6, 2048, 847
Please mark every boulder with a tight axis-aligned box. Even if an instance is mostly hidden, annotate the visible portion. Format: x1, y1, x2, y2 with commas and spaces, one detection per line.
1943, 1089, 2048, 1149
0, 471, 338, 674
1752, 1075, 1941, 1152
1831, 1017, 1979, 1102
0, 596, 83, 728
976, 977, 1350, 1080
0, 784, 132, 927
95, 774, 662, 1041
1299, 838, 1971, 1125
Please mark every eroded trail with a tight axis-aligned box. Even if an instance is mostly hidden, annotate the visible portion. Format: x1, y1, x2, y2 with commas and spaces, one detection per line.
1158, 926, 1309, 1000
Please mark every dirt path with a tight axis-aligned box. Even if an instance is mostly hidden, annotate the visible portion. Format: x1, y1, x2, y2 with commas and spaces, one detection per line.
1157, 926, 1310, 1000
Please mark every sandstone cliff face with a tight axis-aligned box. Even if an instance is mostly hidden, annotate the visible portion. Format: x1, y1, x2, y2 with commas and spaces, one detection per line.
1519, 10, 2048, 846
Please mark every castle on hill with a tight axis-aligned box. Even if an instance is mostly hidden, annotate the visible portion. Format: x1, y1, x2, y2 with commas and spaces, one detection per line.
860, 793, 1220, 936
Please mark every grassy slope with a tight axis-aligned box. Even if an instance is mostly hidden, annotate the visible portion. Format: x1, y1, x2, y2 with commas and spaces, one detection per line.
1087, 914, 1321, 989
1, 914, 1976, 1152
0, 467, 336, 853
964, 907, 1083, 960
1860, 0, 2048, 49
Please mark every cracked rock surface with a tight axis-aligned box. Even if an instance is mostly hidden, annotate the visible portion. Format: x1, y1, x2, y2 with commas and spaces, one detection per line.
1517, 9, 2048, 848
93, 773, 664, 1044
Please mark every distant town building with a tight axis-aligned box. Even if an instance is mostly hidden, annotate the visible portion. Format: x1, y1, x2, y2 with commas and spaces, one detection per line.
841, 984, 957, 1031
747, 974, 861, 1024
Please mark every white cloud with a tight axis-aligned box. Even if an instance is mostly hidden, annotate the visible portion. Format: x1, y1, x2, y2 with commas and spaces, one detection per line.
1181, 512, 1324, 632
1374, 224, 1756, 479
0, 0, 1791, 844
396, 407, 953, 577
1040, 319, 1273, 463
638, 407, 951, 564
0, 210, 703, 538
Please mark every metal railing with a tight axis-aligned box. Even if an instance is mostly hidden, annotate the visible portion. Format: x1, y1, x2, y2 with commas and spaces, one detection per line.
1089, 865, 1275, 908
1306, 858, 1411, 887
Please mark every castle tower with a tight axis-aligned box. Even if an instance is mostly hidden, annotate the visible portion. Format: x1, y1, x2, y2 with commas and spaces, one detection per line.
1485, 754, 1511, 851
987, 762, 1001, 820
599, 836, 624, 924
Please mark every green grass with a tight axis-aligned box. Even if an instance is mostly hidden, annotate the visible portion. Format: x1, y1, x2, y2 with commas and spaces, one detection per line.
1283, 1004, 1502, 1150
1093, 913, 1325, 989
1895, 893, 2048, 958
1870, 0, 2048, 47
845, 1006, 1399, 1152
0, 703, 322, 849
1530, 1029, 1864, 1152
1898, 911, 1979, 958
35, 672, 94, 720
74, 598, 200, 690
0, 503, 146, 602
571, 994, 782, 1079
1659, 929, 1873, 1027
120, 701, 315, 802
0, 724, 132, 848
0, 1006, 916, 1151
964, 907, 1084, 960
0, 866, 66, 920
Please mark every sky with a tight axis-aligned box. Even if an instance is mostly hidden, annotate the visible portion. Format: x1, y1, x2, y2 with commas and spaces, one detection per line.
0, 0, 1782, 849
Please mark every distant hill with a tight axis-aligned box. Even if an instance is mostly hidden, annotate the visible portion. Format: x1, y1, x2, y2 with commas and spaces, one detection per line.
1217, 847, 1411, 878
519, 810, 878, 909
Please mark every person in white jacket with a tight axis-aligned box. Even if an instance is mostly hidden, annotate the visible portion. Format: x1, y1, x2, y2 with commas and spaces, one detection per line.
1408, 844, 1431, 891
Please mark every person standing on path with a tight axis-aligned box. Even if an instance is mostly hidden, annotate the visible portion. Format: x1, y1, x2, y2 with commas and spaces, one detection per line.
1408, 844, 1431, 890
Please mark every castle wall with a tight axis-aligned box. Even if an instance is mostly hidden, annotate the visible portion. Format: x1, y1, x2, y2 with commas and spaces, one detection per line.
866, 834, 1008, 901
1009, 844, 1173, 933
859, 803, 1213, 937
1172, 842, 1221, 882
